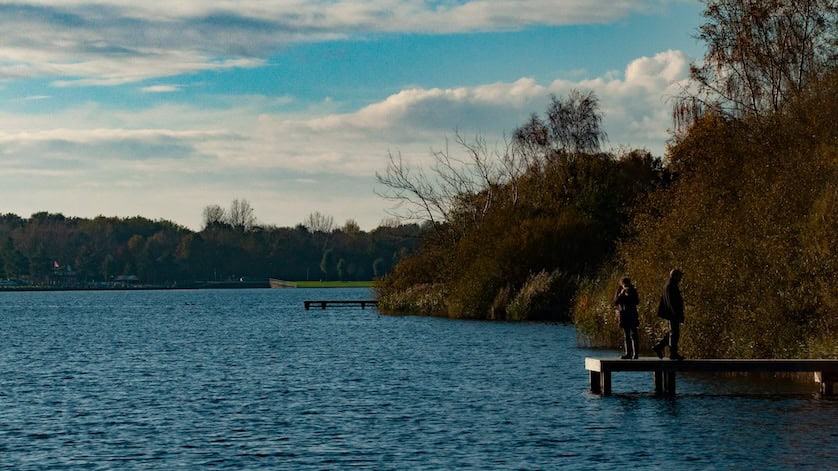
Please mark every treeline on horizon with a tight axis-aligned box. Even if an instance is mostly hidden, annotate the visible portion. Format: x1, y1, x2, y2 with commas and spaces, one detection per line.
375, 0, 837, 359
0, 208, 425, 286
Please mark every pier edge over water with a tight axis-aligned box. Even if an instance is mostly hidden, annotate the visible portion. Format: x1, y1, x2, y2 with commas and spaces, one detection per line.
586, 357, 838, 396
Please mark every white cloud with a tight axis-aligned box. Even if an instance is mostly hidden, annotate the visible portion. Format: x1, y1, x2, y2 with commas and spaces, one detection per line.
0, 1, 682, 85
9, 95, 51, 102
140, 85, 179, 93
16, 1, 667, 26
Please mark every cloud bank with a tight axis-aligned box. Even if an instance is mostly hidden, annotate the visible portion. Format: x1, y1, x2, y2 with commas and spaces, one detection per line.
0, 49, 690, 229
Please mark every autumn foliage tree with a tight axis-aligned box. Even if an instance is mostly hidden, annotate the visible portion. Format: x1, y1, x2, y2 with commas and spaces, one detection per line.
680, 0, 837, 121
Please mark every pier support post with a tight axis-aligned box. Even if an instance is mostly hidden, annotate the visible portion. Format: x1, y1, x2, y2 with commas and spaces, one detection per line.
654, 370, 677, 395
815, 372, 836, 397
665, 371, 676, 395
601, 371, 611, 395
589, 370, 611, 395
590, 371, 601, 394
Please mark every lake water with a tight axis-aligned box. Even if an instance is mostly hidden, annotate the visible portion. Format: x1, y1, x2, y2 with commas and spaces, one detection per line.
0, 288, 835, 469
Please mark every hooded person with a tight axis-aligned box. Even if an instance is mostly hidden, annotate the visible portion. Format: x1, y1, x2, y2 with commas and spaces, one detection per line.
652, 269, 685, 360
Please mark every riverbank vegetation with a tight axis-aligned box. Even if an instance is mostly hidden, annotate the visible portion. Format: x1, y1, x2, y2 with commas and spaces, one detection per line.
376, 0, 837, 358
375, 93, 663, 321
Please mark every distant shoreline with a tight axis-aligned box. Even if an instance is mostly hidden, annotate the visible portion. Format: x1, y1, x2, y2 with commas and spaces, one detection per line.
0, 280, 375, 292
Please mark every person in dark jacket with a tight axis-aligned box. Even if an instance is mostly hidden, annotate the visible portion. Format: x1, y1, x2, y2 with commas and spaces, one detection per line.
613, 277, 640, 359
652, 269, 685, 360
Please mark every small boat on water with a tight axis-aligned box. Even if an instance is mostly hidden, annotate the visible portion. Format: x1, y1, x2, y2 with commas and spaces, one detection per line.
269, 278, 298, 288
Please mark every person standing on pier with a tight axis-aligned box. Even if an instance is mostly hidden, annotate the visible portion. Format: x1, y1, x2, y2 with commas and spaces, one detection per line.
613, 277, 640, 359
653, 269, 685, 360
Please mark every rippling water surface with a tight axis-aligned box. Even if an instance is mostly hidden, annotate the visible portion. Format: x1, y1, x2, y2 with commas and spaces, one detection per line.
0, 289, 835, 469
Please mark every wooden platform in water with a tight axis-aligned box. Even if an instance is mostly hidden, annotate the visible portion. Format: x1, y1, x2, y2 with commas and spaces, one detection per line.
585, 357, 838, 396
304, 300, 378, 310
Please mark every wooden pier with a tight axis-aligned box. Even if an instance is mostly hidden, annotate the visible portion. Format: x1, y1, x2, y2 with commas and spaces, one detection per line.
585, 357, 838, 396
304, 300, 378, 310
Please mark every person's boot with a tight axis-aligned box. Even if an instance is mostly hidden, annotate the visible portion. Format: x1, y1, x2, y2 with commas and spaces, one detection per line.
652, 343, 665, 359
620, 346, 632, 360
631, 338, 639, 359
669, 349, 685, 361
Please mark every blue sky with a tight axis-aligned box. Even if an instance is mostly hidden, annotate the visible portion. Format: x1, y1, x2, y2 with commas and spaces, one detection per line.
0, 0, 706, 230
